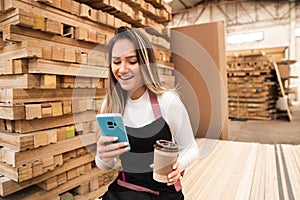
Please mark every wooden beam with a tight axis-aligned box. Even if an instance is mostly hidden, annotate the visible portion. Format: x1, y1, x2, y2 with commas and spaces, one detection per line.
0, 74, 40, 89
0, 154, 95, 196
1, 133, 97, 167
28, 58, 108, 78
0, 105, 24, 120
0, 88, 105, 105
12, 111, 96, 133
0, 130, 33, 151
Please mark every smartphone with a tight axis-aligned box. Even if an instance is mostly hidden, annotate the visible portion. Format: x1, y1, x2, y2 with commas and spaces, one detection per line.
96, 113, 130, 151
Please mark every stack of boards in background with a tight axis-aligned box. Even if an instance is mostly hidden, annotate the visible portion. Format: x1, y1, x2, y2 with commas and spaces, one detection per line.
227, 52, 280, 121
0, 0, 173, 199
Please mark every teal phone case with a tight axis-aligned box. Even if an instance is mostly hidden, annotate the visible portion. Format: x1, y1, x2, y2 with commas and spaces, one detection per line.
96, 113, 130, 151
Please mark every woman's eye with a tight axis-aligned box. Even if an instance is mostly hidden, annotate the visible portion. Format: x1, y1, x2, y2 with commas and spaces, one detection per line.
129, 61, 137, 65
113, 61, 120, 64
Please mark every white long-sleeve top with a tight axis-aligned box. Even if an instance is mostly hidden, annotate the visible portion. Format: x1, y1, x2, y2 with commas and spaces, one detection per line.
95, 90, 200, 172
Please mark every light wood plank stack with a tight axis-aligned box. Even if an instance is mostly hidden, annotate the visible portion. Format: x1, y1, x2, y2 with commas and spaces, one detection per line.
182, 138, 300, 200
227, 53, 279, 120
0, 0, 173, 199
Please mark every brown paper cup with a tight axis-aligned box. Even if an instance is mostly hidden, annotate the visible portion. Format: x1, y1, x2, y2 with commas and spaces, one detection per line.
153, 140, 179, 183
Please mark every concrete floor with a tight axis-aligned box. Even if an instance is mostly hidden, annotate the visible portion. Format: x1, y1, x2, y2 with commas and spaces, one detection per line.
228, 106, 300, 145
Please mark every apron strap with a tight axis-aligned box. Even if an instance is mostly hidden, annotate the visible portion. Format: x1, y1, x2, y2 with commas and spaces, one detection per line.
117, 179, 160, 195
148, 90, 162, 120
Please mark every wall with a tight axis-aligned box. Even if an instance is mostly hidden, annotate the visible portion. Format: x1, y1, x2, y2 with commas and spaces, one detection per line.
169, 1, 300, 103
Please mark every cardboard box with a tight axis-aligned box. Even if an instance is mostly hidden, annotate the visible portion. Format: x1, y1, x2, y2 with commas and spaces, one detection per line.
171, 22, 228, 139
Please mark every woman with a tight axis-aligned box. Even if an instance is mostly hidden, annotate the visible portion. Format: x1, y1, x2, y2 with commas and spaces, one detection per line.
96, 26, 199, 200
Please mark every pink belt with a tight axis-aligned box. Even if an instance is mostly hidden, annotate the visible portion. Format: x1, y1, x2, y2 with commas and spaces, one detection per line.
117, 172, 182, 195
117, 179, 160, 195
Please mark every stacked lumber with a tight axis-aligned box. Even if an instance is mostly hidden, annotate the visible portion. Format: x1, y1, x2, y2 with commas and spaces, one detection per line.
227, 53, 279, 120
0, 0, 173, 199
182, 138, 300, 199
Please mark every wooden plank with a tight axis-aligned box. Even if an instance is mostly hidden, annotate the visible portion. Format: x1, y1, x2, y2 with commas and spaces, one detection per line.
219, 142, 253, 199
0, 88, 106, 105
5, 25, 107, 57
233, 143, 258, 199
33, 130, 49, 148
1, 133, 96, 167
28, 59, 108, 78
0, 48, 42, 74
0, 8, 34, 29
0, 74, 40, 88
182, 140, 228, 199
204, 142, 247, 199
248, 144, 262, 199
57, 172, 67, 185
37, 176, 58, 190
1, 167, 115, 199
0, 130, 33, 151
273, 62, 292, 121
52, 46, 65, 61
13, 111, 95, 133
12, 59, 28, 74
33, 14, 46, 31
64, 48, 76, 63
264, 145, 278, 200
0, 98, 97, 121
0, 154, 94, 196
0, 105, 24, 120
40, 74, 57, 89
25, 103, 42, 119
45, 18, 61, 35
50, 102, 63, 117
282, 145, 300, 198
7, 0, 114, 34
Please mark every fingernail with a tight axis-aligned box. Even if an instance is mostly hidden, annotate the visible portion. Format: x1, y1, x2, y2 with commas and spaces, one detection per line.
173, 165, 177, 170
123, 142, 129, 146
169, 178, 173, 182
125, 147, 130, 152
113, 137, 118, 141
168, 174, 172, 179
167, 183, 171, 186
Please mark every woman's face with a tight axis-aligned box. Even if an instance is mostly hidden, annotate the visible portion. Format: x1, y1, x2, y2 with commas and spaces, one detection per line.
111, 39, 145, 99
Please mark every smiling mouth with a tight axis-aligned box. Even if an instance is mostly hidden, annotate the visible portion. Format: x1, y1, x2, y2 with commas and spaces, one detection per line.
120, 75, 134, 81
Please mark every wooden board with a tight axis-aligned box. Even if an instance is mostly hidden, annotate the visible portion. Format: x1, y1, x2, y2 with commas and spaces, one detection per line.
1, 133, 97, 167
28, 58, 108, 78
0, 167, 116, 199
273, 62, 292, 121
0, 88, 105, 105
181, 139, 300, 199
0, 125, 84, 151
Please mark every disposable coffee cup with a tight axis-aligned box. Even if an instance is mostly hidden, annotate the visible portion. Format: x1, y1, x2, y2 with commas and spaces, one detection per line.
153, 140, 179, 183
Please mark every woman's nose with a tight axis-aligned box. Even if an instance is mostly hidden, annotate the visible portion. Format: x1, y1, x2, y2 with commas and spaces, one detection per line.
119, 62, 127, 73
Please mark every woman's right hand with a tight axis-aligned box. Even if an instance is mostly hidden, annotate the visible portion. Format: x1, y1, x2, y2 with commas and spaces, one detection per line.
97, 136, 130, 162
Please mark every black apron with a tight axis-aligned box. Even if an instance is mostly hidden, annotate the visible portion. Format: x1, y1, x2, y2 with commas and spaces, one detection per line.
101, 91, 184, 200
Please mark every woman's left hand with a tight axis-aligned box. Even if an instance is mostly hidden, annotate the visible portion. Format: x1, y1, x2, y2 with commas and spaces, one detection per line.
167, 162, 181, 186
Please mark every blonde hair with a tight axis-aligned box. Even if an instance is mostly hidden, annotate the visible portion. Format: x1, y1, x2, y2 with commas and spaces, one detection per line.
102, 27, 170, 114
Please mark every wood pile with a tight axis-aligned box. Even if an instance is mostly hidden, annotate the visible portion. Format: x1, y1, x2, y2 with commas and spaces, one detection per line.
227, 53, 279, 120
182, 138, 300, 199
0, 0, 174, 199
